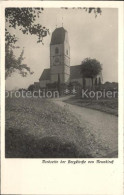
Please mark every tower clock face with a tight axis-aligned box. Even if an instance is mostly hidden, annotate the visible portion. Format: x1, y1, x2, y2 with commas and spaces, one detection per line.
53, 56, 61, 65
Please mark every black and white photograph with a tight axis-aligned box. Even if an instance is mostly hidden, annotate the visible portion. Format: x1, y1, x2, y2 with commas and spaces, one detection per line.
1, 1, 124, 195
5, 7, 119, 158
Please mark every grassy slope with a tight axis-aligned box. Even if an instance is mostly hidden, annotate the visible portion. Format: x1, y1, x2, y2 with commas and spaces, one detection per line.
64, 97, 118, 116
5, 97, 107, 158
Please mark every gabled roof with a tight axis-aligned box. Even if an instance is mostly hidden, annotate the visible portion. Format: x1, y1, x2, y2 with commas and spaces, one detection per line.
50, 27, 66, 45
39, 68, 50, 81
39, 65, 102, 82
70, 65, 82, 79
39, 65, 83, 81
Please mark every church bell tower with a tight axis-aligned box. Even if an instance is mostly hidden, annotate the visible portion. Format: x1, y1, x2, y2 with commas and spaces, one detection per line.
50, 27, 70, 84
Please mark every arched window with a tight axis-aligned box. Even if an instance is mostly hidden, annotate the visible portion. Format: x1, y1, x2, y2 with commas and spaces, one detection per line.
55, 47, 59, 54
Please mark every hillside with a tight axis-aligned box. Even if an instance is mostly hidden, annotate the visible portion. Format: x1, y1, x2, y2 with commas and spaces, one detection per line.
5, 97, 108, 158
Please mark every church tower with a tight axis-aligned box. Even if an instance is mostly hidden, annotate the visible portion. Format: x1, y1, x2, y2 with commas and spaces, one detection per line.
50, 27, 70, 84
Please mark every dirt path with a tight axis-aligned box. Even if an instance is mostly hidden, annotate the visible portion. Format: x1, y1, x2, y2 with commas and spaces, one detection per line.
53, 96, 118, 157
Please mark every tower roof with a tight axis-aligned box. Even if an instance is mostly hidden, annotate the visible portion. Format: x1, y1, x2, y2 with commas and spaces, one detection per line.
39, 65, 83, 81
39, 68, 50, 81
50, 27, 67, 45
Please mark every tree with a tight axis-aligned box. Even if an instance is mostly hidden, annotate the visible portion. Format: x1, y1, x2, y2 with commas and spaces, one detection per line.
62, 7, 102, 18
5, 8, 49, 43
28, 84, 35, 92
83, 8, 102, 17
5, 46, 34, 79
5, 8, 49, 79
5, 7, 102, 79
81, 58, 102, 88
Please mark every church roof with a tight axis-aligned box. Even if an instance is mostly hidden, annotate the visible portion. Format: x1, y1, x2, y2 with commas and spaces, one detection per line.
50, 27, 66, 45
39, 68, 50, 81
39, 65, 83, 81
70, 65, 83, 79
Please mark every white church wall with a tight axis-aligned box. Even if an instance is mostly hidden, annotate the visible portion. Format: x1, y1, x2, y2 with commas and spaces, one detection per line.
50, 28, 70, 84
40, 27, 103, 89
64, 65, 70, 75
50, 55, 64, 67
64, 32, 70, 57
51, 74, 64, 83
50, 65, 64, 75
64, 56, 70, 67
64, 73, 70, 83
50, 44, 64, 57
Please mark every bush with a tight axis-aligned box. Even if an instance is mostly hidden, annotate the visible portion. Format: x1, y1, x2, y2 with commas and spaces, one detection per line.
28, 84, 35, 92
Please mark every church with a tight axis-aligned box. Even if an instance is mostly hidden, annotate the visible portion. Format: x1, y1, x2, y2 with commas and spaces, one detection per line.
36, 27, 102, 88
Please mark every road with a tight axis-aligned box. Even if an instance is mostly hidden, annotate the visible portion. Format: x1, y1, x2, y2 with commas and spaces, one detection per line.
53, 96, 118, 157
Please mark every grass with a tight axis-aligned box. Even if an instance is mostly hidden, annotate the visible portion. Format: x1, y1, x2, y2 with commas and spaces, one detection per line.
6, 97, 103, 158
64, 96, 118, 116
6, 96, 112, 158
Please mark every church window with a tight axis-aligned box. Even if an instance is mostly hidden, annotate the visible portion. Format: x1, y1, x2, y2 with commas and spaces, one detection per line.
55, 47, 59, 54
66, 49, 68, 55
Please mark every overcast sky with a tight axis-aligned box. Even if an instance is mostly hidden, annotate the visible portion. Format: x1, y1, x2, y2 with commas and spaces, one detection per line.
6, 8, 118, 90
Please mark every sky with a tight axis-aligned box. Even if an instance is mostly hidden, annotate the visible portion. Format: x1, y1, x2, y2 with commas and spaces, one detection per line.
6, 8, 118, 90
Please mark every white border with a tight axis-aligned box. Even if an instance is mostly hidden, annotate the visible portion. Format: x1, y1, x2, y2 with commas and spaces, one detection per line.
1, 1, 124, 195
